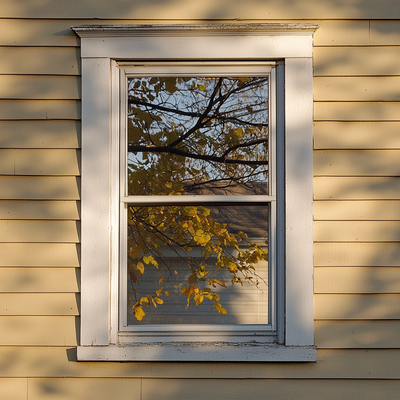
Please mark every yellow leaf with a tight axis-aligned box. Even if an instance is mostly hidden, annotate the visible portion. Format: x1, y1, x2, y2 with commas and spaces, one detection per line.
154, 297, 163, 305
135, 261, 145, 275
143, 255, 158, 267
194, 294, 204, 305
215, 303, 227, 315
133, 305, 145, 321
140, 296, 150, 306
164, 291, 170, 296
212, 279, 227, 288
218, 306, 227, 315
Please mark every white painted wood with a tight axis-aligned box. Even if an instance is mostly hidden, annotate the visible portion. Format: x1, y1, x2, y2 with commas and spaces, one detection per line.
80, 57, 111, 346
77, 344, 317, 362
73, 24, 316, 59
121, 195, 275, 205
109, 60, 121, 345
284, 58, 314, 346
76, 23, 316, 360
118, 62, 275, 339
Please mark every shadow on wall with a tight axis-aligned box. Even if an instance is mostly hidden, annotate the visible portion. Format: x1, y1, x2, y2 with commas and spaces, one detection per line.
1, 0, 400, 19
312, 12, 400, 351
0, 5, 400, 399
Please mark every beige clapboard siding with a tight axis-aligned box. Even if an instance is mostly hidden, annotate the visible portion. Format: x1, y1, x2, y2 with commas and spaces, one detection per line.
314, 20, 400, 46
0, 100, 80, 120
0, 201, 80, 220
315, 294, 400, 319
0, 75, 81, 100
314, 102, 400, 122
314, 150, 400, 176
0, 177, 79, 200
3, 315, 397, 356
314, 200, 400, 220
314, 47, 400, 76
0, 347, 399, 379
0, 243, 79, 267
0, 221, 79, 243
0, 316, 77, 346
0, 20, 399, 47
0, 379, 27, 400
0, 19, 155, 47
314, 77, 400, 101
315, 267, 400, 293
314, 221, 400, 242
314, 243, 400, 266
0, 47, 80, 75
0, 19, 82, 47
141, 379, 400, 400
0, 149, 13, 175
0, 149, 80, 176
314, 177, 400, 200
314, 122, 400, 150
24, 378, 400, 400
2, 0, 400, 19
315, 320, 400, 348
0, 268, 79, 292
0, 120, 80, 148
29, 378, 141, 400
0, 293, 79, 316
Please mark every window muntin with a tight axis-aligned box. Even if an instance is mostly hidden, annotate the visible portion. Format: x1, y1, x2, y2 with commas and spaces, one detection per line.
119, 64, 277, 338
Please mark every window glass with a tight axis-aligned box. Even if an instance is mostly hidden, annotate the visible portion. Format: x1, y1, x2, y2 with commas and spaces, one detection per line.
125, 75, 271, 325
127, 204, 269, 325
127, 77, 269, 196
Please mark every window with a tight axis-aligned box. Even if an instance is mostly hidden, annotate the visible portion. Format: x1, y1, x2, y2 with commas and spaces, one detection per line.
120, 65, 275, 341
73, 24, 317, 361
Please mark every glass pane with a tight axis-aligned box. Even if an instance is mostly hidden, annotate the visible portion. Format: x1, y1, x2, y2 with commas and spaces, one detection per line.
127, 76, 269, 196
127, 204, 269, 325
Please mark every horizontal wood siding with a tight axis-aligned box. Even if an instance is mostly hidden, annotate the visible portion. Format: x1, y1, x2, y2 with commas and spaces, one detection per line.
0, 243, 79, 267
0, 121, 80, 148
314, 122, 400, 149
314, 200, 400, 220
1, 0, 400, 19
0, 268, 80, 292
0, 47, 80, 75
0, 14, 399, 400
0, 316, 78, 346
315, 267, 400, 293
0, 293, 80, 315
0, 100, 80, 120
140, 379, 400, 400
0, 201, 80, 220
0, 75, 81, 99
0, 347, 399, 379
312, 20, 400, 389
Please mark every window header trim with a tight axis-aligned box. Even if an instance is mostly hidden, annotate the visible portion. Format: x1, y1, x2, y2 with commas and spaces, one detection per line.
72, 23, 319, 38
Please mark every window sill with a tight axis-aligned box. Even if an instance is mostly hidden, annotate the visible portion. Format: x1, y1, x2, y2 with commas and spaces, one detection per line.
77, 343, 317, 362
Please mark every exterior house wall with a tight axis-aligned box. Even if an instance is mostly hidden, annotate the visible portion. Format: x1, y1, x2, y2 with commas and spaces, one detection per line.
0, 1, 399, 398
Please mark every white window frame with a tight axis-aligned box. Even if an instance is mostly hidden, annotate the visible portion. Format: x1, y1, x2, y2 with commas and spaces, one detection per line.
119, 63, 276, 342
73, 23, 317, 362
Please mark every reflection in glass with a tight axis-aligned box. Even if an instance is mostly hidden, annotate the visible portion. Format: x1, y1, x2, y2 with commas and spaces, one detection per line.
127, 76, 269, 196
127, 205, 268, 325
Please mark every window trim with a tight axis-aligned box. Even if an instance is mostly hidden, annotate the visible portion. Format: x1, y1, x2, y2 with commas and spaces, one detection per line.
119, 63, 276, 340
73, 23, 317, 362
